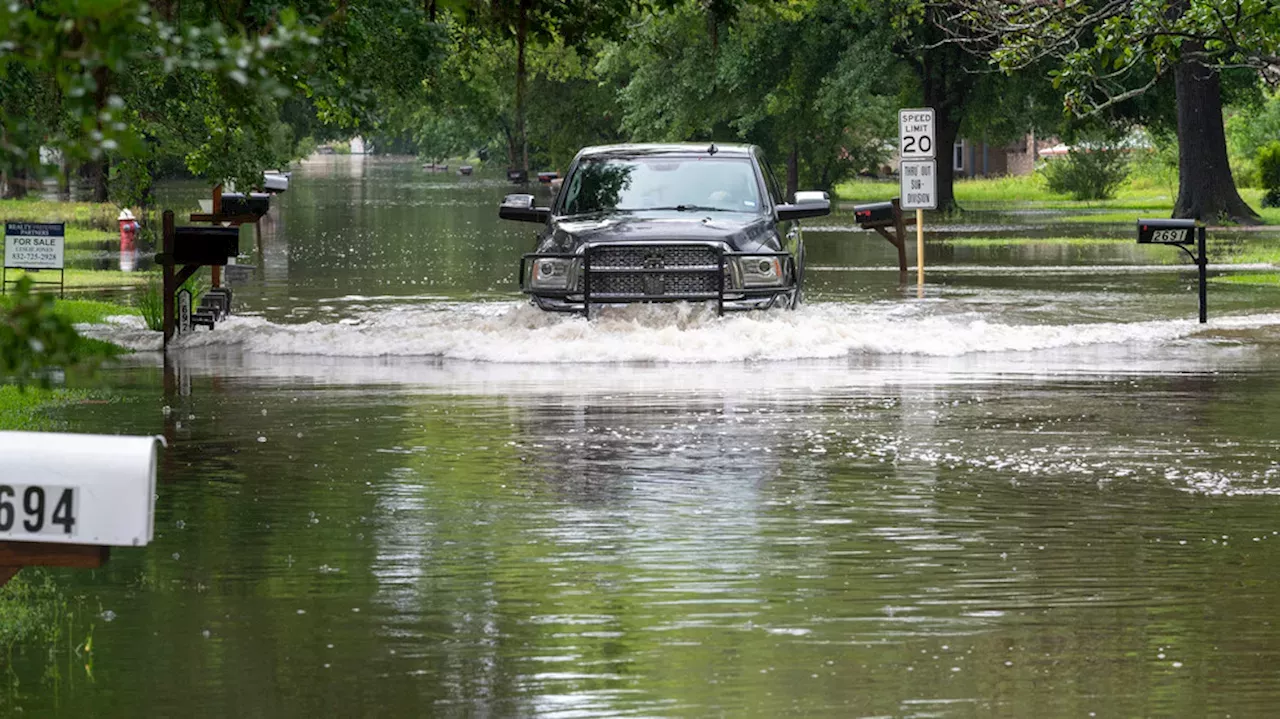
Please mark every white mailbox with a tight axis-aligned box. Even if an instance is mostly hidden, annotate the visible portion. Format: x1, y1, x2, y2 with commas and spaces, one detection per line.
0, 432, 161, 547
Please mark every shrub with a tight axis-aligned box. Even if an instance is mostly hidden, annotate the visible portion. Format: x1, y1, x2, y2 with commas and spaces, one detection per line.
1040, 144, 1131, 201
137, 274, 164, 331
1258, 141, 1280, 208
0, 277, 83, 387
137, 272, 207, 332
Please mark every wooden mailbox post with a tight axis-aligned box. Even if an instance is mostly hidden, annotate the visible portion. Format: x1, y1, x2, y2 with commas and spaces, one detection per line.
189, 184, 266, 289
157, 210, 241, 346
854, 199, 910, 273
0, 431, 161, 588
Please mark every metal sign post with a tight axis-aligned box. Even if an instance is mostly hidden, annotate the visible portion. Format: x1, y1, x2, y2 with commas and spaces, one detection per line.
1138, 218, 1207, 323
899, 108, 936, 294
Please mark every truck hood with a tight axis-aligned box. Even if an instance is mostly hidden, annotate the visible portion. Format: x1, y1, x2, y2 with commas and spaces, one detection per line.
539, 210, 781, 253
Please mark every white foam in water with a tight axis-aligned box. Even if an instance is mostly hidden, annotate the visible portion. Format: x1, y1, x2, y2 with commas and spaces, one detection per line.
80, 303, 1280, 364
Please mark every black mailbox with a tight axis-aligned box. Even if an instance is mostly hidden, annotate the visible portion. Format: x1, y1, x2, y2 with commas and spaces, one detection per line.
173, 226, 240, 265
507, 168, 528, 184
854, 201, 895, 228
221, 192, 271, 218
1137, 218, 1197, 244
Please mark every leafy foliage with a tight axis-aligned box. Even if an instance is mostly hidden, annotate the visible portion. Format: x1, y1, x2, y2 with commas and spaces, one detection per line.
1041, 144, 1131, 201
602, 0, 899, 194
1258, 141, 1280, 208
0, 278, 84, 387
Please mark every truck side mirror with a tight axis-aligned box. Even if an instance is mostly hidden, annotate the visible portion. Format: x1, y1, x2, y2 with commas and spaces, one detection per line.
499, 194, 550, 224
777, 190, 830, 221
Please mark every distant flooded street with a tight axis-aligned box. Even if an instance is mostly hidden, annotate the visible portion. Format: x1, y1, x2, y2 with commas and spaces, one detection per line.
18, 156, 1280, 717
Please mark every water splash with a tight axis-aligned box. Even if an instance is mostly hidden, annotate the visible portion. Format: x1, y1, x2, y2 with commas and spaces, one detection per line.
81, 302, 1280, 363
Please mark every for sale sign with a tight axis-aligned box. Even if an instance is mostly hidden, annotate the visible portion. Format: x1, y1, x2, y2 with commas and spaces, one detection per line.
4, 222, 65, 270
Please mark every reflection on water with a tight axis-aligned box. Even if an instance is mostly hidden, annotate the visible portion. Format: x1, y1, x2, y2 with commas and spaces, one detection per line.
14, 156, 1280, 717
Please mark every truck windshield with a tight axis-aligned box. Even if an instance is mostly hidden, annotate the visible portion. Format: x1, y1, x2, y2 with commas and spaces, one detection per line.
559, 156, 763, 216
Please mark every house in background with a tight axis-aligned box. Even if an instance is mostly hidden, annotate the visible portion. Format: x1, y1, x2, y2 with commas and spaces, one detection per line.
952, 133, 1059, 178
887, 132, 1058, 178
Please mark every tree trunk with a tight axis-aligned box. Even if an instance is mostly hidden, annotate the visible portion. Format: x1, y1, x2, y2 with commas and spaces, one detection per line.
1, 167, 28, 199
79, 159, 109, 202
1172, 43, 1259, 224
931, 106, 960, 213
514, 0, 529, 175
786, 142, 798, 201
59, 156, 71, 199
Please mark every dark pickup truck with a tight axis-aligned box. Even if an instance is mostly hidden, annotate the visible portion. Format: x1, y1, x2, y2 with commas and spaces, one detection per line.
499, 143, 830, 315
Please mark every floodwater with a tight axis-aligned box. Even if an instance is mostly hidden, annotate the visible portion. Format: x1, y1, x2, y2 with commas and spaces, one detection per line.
14, 156, 1280, 716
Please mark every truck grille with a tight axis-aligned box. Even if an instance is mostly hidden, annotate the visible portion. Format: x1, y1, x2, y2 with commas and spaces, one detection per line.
584, 244, 724, 300
589, 245, 719, 269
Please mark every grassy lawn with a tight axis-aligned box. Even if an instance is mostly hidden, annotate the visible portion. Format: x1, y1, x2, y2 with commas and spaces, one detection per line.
834, 174, 1278, 224
63, 227, 123, 249
3, 268, 148, 290
0, 385, 111, 431
939, 236, 1130, 247
1210, 272, 1280, 286
0, 198, 125, 231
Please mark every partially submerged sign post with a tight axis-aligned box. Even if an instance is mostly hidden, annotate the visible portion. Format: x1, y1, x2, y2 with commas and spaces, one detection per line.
177, 288, 192, 335
899, 108, 936, 292
155, 210, 241, 347
2, 222, 65, 297
0, 432, 161, 587
1138, 218, 1207, 323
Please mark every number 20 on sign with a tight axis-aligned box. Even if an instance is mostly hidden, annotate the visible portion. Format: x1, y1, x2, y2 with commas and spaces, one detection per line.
899, 108, 935, 159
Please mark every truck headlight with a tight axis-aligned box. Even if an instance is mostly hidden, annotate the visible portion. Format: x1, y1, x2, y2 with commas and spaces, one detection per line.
737, 256, 784, 287
530, 258, 575, 290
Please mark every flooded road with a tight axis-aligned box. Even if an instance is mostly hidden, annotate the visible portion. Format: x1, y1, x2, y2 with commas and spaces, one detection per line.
17, 156, 1280, 716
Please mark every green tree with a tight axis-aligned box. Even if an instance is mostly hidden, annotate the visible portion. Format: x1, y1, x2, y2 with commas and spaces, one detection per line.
935, 0, 1278, 222
603, 0, 901, 196
447, 0, 634, 173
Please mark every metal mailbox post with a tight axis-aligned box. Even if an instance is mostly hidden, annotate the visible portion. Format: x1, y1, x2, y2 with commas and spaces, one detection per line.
1138, 218, 1207, 323
0, 432, 161, 587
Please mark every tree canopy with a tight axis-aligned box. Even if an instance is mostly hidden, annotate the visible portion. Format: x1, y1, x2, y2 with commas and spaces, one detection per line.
3, 0, 1279, 215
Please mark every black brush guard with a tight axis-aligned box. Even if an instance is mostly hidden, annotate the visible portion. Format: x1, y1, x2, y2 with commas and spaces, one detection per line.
520, 242, 791, 316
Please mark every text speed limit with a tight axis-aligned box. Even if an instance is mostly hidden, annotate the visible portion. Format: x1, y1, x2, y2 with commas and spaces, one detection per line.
899, 108, 935, 160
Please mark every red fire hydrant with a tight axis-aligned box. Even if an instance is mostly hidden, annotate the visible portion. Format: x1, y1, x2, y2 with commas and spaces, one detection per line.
118, 209, 139, 271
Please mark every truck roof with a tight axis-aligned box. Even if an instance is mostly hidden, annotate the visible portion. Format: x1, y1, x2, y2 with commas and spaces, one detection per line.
576, 143, 755, 158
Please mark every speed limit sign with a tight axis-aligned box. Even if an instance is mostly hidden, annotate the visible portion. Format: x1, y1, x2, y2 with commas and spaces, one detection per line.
899, 108, 935, 159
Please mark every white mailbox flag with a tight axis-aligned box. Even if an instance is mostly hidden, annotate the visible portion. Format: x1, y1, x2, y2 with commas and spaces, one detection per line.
0, 432, 161, 546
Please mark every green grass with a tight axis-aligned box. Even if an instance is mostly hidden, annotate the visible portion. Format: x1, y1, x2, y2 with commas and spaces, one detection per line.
0, 198, 124, 231
1, 294, 137, 360
4, 268, 148, 290
939, 236, 1130, 247
834, 174, 1277, 223
0, 385, 109, 431
63, 227, 121, 249
0, 293, 137, 322
1210, 272, 1280, 286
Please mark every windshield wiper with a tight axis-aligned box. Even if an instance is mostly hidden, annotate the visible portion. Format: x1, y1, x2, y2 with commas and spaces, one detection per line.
647, 204, 730, 213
